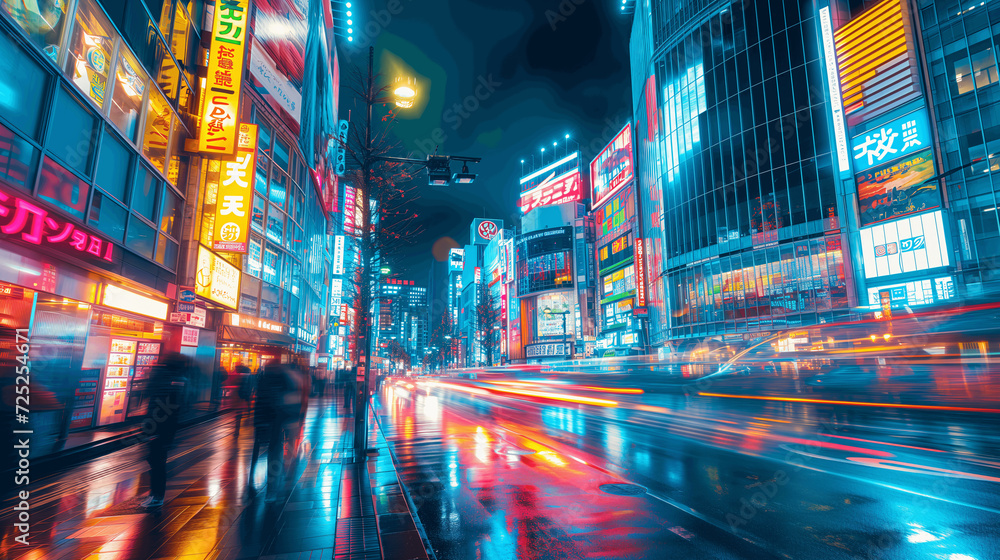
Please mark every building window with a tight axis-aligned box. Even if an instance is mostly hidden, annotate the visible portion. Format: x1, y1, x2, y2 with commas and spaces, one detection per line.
38, 156, 89, 219
0, 29, 50, 140
142, 88, 171, 172
1, 0, 69, 61
64, 0, 116, 109
125, 213, 156, 259
88, 189, 127, 242
0, 123, 39, 192
108, 48, 146, 142
131, 164, 159, 220
47, 87, 99, 177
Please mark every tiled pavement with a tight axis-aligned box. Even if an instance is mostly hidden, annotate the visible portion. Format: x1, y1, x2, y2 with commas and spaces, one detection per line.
0, 393, 430, 560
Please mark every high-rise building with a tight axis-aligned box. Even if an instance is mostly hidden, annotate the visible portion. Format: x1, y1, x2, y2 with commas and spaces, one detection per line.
376, 277, 428, 371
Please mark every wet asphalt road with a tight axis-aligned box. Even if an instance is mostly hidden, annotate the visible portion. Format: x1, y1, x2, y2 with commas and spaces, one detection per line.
373, 376, 1000, 560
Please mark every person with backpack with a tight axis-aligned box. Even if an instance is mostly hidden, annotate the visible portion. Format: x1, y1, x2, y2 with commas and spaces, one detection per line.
141, 352, 192, 508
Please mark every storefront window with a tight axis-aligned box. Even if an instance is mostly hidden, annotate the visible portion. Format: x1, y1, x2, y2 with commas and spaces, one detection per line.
0, 29, 50, 139
0, 122, 39, 192
38, 156, 89, 219
108, 48, 145, 141
64, 0, 116, 109
125, 214, 155, 258
142, 87, 170, 172
47, 87, 98, 176
88, 189, 127, 242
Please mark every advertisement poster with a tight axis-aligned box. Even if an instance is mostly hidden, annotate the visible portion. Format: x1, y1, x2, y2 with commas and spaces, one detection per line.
536, 292, 571, 336
856, 149, 940, 227
591, 123, 634, 207
248, 0, 307, 133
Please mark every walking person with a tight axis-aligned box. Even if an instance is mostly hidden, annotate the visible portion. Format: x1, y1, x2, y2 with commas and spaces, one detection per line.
141, 353, 192, 509
233, 364, 254, 437
250, 360, 301, 502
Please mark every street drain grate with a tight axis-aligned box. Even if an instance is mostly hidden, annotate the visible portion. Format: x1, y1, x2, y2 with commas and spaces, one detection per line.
599, 483, 647, 496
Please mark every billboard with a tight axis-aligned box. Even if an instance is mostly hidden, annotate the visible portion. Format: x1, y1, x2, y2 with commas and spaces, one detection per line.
634, 237, 647, 308
859, 210, 949, 279
598, 232, 632, 272
537, 292, 571, 336
518, 170, 582, 214
834, 0, 922, 128
852, 109, 931, 172
472, 219, 502, 244
333, 235, 345, 275
594, 184, 635, 239
195, 245, 241, 309
820, 6, 850, 173
591, 123, 634, 207
248, 0, 307, 134
198, 0, 249, 154
856, 149, 940, 226
448, 248, 464, 272
212, 123, 258, 253
519, 152, 579, 194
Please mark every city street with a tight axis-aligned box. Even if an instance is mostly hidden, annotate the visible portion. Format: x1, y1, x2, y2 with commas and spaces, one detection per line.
375, 372, 1000, 560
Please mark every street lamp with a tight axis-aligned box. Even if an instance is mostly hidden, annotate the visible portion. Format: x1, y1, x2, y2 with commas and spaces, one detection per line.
393, 76, 417, 108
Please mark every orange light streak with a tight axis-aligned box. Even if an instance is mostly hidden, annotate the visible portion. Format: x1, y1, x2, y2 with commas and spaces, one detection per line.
488, 386, 618, 407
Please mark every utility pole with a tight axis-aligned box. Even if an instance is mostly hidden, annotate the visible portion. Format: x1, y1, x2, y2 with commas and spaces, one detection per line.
354, 46, 375, 455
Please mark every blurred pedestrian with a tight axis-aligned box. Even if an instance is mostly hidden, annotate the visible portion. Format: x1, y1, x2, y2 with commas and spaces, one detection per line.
250, 360, 303, 502
141, 353, 192, 508
211, 364, 228, 410
233, 364, 254, 437
343, 366, 357, 415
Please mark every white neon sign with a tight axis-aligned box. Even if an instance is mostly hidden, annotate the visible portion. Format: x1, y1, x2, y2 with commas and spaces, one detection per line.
820, 7, 850, 174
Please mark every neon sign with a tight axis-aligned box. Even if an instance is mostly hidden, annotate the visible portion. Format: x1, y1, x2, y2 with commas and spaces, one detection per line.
198, 0, 249, 154
634, 237, 647, 308
212, 123, 258, 252
518, 170, 582, 214
595, 186, 634, 239
0, 188, 116, 264
591, 124, 634, 207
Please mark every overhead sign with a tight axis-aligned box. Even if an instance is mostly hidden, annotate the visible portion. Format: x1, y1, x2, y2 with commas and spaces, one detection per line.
634, 237, 647, 308
472, 218, 502, 244
198, 0, 249, 154
834, 0, 922, 128
333, 235, 345, 275
518, 170, 582, 214
856, 148, 939, 227
102, 285, 168, 320
181, 327, 199, 346
591, 123, 634, 208
195, 245, 240, 308
860, 210, 949, 279
852, 109, 930, 171
212, 123, 258, 252
177, 287, 197, 303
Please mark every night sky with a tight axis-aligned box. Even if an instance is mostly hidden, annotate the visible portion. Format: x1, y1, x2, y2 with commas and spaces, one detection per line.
337, 0, 633, 282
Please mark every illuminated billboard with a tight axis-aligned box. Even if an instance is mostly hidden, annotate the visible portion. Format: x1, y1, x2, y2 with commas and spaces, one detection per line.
820, 7, 850, 173
195, 245, 241, 308
591, 124, 634, 207
248, 0, 307, 133
856, 149, 940, 226
594, 184, 634, 239
518, 170, 582, 214
212, 123, 258, 253
537, 292, 571, 336
598, 232, 632, 272
859, 210, 949, 279
852, 109, 931, 172
472, 219, 502, 244
520, 152, 579, 193
834, 0, 922, 128
198, 0, 249, 155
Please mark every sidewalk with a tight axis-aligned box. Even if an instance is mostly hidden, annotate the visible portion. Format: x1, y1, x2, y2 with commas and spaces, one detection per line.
0, 394, 430, 560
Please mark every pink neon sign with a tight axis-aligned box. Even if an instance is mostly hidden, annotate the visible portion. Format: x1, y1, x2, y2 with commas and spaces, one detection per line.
0, 189, 115, 263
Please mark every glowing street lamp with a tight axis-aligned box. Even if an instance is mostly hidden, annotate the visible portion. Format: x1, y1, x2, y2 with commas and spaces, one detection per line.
393, 77, 417, 108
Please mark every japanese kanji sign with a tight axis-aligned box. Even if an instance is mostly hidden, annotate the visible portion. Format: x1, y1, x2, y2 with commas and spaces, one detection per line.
0, 187, 116, 265
198, 0, 249, 154
212, 123, 257, 252
851, 109, 931, 171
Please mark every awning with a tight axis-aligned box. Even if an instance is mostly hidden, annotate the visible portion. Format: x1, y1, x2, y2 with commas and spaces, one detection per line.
221, 324, 296, 346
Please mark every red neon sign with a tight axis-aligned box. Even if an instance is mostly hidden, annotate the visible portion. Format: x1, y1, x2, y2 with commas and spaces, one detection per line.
634, 237, 647, 308
518, 170, 582, 214
0, 188, 115, 264
591, 124, 634, 208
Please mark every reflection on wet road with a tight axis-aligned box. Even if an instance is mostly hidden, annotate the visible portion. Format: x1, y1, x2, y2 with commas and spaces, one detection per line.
375, 376, 1000, 560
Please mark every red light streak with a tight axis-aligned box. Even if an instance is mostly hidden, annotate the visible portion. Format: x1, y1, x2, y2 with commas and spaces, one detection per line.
698, 393, 1000, 413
